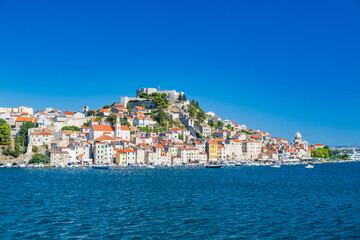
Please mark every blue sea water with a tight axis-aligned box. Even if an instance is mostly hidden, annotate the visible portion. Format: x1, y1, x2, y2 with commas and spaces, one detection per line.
0, 163, 360, 239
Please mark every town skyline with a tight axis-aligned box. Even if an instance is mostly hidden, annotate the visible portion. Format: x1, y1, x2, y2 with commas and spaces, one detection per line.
1, 86, 358, 147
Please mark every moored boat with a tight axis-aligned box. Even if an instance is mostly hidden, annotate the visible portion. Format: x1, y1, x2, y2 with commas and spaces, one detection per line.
305, 164, 314, 168
270, 165, 281, 168
92, 165, 111, 169
206, 165, 222, 168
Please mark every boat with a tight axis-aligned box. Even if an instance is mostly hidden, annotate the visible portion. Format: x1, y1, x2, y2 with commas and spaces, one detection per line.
305, 164, 314, 168
19, 163, 26, 168
348, 149, 360, 161
270, 164, 281, 168
92, 165, 111, 169
206, 165, 222, 168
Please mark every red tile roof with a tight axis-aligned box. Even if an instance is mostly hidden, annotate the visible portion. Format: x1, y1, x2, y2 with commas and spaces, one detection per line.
16, 117, 37, 122
95, 135, 116, 141
92, 125, 114, 132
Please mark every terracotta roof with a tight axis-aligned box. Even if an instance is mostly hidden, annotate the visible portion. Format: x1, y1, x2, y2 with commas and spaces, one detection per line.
154, 144, 164, 149
95, 135, 116, 141
63, 111, 74, 115
92, 125, 114, 132
134, 106, 145, 110
16, 117, 37, 122
64, 131, 75, 135
41, 132, 52, 136
121, 125, 130, 131
125, 148, 135, 153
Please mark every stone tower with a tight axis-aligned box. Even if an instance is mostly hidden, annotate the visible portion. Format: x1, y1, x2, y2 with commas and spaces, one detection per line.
115, 114, 121, 138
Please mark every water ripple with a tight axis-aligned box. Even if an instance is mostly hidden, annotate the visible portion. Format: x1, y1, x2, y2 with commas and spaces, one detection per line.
0, 163, 360, 239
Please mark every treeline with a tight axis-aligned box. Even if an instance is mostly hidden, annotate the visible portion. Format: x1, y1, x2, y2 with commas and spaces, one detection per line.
177, 93, 187, 101
311, 146, 348, 160
188, 100, 206, 123
61, 126, 80, 131
139, 92, 169, 109
1, 120, 36, 158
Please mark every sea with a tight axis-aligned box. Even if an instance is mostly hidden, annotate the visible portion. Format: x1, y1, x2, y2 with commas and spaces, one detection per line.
0, 163, 360, 239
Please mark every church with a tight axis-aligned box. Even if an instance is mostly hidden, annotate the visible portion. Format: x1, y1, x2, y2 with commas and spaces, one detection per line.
289, 132, 311, 159
89, 115, 130, 141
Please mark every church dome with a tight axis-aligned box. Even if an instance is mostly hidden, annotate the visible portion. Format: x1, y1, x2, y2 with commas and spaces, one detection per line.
295, 132, 302, 140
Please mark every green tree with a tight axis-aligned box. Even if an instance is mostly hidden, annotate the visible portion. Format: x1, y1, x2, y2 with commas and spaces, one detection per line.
196, 109, 206, 122
32, 145, 38, 153
178, 134, 184, 140
195, 101, 199, 109
151, 92, 159, 98
183, 94, 187, 101
87, 110, 96, 116
3, 139, 12, 156
140, 92, 150, 99
13, 122, 36, 156
226, 124, 233, 130
83, 120, 91, 127
217, 121, 224, 127
95, 116, 103, 122
120, 117, 131, 127
178, 93, 183, 101
0, 119, 6, 126
196, 132, 203, 139
62, 126, 80, 131
106, 114, 117, 125
0, 122, 11, 145
152, 96, 168, 109
311, 147, 330, 159
29, 154, 50, 164
241, 129, 251, 135
189, 105, 196, 118
208, 119, 215, 127
103, 105, 111, 109
13, 136, 22, 158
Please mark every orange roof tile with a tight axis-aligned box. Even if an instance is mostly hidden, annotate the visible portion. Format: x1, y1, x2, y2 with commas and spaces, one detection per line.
63, 111, 74, 115
95, 135, 116, 141
92, 125, 114, 132
16, 117, 36, 122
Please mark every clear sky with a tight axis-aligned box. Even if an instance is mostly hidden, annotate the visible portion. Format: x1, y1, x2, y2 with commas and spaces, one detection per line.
0, 0, 359, 146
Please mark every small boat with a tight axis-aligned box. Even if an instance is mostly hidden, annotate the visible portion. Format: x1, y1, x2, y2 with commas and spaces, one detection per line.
19, 163, 26, 168
92, 165, 111, 169
305, 164, 314, 168
206, 165, 222, 168
270, 164, 281, 168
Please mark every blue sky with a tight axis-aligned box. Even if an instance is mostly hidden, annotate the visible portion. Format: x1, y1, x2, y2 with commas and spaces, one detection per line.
0, 0, 359, 146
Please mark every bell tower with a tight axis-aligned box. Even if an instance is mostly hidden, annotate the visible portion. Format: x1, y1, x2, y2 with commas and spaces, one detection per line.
115, 114, 121, 138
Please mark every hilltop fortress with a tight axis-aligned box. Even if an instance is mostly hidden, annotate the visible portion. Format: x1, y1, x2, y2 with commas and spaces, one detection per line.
121, 88, 185, 106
